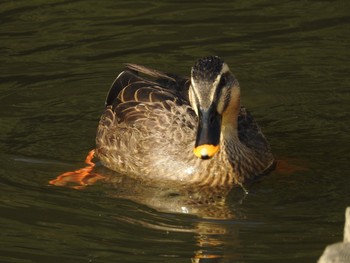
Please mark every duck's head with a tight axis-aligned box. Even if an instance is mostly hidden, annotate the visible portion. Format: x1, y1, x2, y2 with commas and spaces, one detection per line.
189, 56, 240, 160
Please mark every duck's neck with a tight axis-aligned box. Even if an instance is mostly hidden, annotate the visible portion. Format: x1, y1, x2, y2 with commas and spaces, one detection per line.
220, 117, 273, 185
218, 91, 242, 182
221, 88, 240, 140
220, 93, 265, 184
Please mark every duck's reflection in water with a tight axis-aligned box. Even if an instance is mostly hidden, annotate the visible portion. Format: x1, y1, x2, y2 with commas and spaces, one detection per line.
50, 164, 247, 262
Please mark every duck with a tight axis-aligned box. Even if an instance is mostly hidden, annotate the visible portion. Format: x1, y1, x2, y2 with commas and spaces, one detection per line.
95, 56, 275, 191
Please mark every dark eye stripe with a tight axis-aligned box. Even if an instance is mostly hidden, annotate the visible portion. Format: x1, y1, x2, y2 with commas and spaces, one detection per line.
219, 88, 231, 113
219, 75, 227, 88
219, 72, 231, 89
213, 73, 230, 104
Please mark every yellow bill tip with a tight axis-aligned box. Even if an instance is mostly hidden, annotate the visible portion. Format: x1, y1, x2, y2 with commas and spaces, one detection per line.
193, 144, 219, 159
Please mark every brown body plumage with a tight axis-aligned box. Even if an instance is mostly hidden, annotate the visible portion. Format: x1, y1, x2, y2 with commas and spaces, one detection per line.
95, 56, 275, 191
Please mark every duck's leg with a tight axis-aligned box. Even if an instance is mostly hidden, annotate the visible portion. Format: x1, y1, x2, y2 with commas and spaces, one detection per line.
49, 150, 105, 189
275, 157, 308, 175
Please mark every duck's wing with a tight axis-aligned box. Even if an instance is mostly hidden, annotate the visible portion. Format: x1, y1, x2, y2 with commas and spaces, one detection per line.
237, 106, 271, 153
105, 64, 190, 111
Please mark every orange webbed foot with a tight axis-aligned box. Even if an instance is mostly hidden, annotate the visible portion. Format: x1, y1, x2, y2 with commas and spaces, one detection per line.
49, 150, 105, 189
275, 157, 309, 175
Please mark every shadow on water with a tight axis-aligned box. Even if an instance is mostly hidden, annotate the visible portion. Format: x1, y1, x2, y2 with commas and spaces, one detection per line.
43, 149, 310, 263
1, 154, 242, 263
44, 152, 306, 263
47, 159, 250, 262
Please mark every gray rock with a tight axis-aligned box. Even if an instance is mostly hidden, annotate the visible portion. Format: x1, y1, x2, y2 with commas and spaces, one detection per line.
318, 243, 350, 263
344, 207, 350, 243
318, 207, 350, 263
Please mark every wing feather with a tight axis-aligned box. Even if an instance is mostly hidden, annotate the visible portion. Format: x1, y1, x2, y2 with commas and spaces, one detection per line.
102, 64, 191, 125
238, 106, 271, 152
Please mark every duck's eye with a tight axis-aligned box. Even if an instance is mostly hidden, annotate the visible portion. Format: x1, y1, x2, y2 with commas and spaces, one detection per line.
219, 75, 227, 88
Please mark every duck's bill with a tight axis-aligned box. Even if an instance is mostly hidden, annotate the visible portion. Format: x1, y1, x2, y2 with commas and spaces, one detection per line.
193, 144, 219, 159
193, 109, 221, 159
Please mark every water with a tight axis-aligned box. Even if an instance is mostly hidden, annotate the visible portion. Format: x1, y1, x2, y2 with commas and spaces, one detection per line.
1, 0, 350, 262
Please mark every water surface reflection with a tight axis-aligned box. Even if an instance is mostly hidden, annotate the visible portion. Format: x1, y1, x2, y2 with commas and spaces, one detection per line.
50, 163, 250, 262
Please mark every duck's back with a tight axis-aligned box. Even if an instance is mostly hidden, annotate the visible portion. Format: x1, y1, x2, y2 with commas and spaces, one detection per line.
96, 65, 204, 182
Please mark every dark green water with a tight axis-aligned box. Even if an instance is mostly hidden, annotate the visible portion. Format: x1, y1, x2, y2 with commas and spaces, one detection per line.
1, 1, 349, 262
